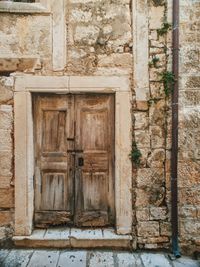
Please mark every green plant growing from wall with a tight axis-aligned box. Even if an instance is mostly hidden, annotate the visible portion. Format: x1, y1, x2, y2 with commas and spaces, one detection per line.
160, 71, 175, 96
157, 22, 171, 36
130, 141, 142, 166
147, 98, 160, 107
149, 56, 160, 68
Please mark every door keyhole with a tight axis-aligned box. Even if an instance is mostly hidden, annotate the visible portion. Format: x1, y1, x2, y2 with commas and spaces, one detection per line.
78, 157, 84, 167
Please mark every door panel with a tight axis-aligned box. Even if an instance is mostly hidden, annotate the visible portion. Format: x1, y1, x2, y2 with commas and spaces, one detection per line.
33, 94, 74, 227
40, 172, 65, 210
74, 95, 115, 227
33, 94, 115, 228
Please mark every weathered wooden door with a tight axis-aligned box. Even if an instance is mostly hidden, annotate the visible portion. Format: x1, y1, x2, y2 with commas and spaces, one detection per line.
33, 94, 115, 228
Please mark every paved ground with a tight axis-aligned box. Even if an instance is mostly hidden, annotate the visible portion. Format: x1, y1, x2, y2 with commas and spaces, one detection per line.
0, 249, 199, 267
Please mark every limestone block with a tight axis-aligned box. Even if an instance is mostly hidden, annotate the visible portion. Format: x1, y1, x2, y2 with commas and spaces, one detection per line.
137, 168, 164, 188
150, 40, 165, 48
180, 46, 200, 74
179, 206, 198, 219
0, 130, 12, 151
100, 31, 132, 53
0, 79, 13, 104
139, 148, 151, 167
134, 112, 149, 130
0, 57, 41, 72
179, 188, 200, 206
98, 53, 132, 68
0, 151, 12, 177
0, 211, 13, 226
103, 25, 113, 35
0, 176, 12, 189
180, 219, 200, 236
149, 67, 165, 81
70, 9, 92, 23
74, 25, 100, 45
179, 128, 200, 160
183, 76, 200, 89
149, 5, 165, 29
147, 149, 165, 168
135, 101, 149, 111
149, 207, 168, 220
147, 148, 165, 168
136, 208, 150, 221
137, 221, 160, 237
150, 47, 164, 55
0, 188, 14, 208
138, 236, 169, 244
135, 130, 150, 148
149, 30, 158, 40
149, 100, 166, 126
0, 105, 13, 131
150, 82, 165, 99
180, 90, 200, 106
160, 222, 171, 236
178, 161, 200, 187
68, 48, 87, 60
135, 189, 151, 208
144, 243, 158, 249
150, 126, 165, 148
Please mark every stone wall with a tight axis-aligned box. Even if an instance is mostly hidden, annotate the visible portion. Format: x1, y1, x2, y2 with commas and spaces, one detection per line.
0, 0, 199, 255
134, 0, 171, 250
178, 0, 200, 255
65, 0, 132, 76
0, 77, 14, 244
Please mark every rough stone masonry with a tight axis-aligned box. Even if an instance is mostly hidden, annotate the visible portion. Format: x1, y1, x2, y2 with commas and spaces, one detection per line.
0, 0, 199, 256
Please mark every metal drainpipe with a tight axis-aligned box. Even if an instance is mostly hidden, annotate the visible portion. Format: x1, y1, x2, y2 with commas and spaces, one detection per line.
171, 0, 181, 258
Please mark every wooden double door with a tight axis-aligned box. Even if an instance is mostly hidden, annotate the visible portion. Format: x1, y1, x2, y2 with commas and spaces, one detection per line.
33, 94, 115, 228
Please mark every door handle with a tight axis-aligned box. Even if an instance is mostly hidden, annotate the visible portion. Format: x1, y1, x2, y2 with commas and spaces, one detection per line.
78, 157, 84, 167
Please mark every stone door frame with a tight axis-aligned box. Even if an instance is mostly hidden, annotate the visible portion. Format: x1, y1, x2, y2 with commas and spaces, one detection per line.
14, 75, 132, 236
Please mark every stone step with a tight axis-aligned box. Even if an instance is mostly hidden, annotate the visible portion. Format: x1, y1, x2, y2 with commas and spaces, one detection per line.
13, 227, 132, 249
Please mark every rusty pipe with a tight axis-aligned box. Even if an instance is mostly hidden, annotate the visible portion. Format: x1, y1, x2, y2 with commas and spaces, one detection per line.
171, 0, 181, 258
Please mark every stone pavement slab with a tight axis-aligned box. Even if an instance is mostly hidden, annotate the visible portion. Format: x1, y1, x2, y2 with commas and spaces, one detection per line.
57, 251, 87, 267
0, 249, 199, 267
140, 253, 172, 267
1, 249, 33, 267
172, 256, 200, 267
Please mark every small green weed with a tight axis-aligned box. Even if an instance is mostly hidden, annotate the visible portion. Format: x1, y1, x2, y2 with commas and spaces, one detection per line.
160, 71, 175, 96
149, 56, 160, 68
130, 142, 142, 166
157, 22, 171, 36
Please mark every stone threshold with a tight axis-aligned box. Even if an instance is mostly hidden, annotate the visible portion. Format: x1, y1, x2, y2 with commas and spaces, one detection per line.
13, 228, 132, 249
